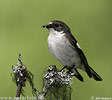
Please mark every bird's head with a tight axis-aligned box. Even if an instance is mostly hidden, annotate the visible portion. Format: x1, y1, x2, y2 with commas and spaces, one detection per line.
42, 20, 71, 34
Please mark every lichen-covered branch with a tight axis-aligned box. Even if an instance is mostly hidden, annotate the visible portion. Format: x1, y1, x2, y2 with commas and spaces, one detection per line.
35, 65, 73, 100
11, 54, 73, 100
11, 54, 35, 98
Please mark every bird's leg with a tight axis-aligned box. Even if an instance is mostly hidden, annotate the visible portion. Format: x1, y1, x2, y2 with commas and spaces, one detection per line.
66, 65, 75, 72
60, 66, 72, 71
60, 65, 74, 71
60, 66, 67, 71
71, 65, 75, 69
60, 65, 75, 73
66, 65, 75, 73
60, 66, 72, 74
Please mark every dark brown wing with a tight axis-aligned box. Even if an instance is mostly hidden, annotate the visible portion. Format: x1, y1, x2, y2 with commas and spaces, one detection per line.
65, 33, 92, 78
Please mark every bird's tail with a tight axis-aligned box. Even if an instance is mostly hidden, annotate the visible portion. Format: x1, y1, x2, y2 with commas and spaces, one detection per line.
89, 66, 102, 81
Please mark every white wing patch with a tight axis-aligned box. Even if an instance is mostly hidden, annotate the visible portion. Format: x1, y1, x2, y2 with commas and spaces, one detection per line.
76, 43, 81, 49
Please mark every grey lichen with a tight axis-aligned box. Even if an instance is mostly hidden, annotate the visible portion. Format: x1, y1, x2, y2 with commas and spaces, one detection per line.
11, 54, 35, 96
44, 65, 73, 85
11, 54, 73, 100
36, 65, 73, 100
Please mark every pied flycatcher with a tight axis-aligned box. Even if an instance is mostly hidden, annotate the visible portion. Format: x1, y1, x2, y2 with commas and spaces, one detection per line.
42, 20, 102, 82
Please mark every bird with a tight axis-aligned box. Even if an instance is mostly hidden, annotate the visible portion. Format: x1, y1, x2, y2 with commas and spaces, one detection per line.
42, 20, 102, 82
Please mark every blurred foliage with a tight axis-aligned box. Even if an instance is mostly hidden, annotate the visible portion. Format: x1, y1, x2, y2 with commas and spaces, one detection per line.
0, 0, 112, 99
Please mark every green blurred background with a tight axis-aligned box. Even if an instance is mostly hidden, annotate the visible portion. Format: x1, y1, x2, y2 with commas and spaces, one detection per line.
0, 0, 112, 99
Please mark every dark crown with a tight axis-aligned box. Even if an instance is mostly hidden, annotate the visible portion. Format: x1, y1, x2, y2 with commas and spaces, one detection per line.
50, 20, 71, 33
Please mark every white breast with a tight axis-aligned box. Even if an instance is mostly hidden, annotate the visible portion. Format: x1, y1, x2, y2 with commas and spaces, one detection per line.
47, 29, 81, 67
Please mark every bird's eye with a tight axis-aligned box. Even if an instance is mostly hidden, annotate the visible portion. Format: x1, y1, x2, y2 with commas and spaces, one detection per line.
55, 24, 59, 27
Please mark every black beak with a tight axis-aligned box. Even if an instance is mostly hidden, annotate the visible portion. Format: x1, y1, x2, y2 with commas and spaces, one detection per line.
42, 25, 47, 28
42, 24, 52, 28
